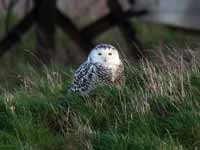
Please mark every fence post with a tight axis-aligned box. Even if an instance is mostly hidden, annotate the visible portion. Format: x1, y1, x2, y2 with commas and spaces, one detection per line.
34, 0, 56, 64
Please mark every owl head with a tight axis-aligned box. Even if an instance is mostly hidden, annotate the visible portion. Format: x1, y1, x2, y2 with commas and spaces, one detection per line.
87, 44, 121, 65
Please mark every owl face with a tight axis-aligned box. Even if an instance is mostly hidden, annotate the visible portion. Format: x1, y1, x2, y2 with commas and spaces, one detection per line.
87, 44, 121, 65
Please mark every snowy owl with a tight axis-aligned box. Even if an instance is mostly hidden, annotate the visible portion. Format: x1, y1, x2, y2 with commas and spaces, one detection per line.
69, 44, 125, 96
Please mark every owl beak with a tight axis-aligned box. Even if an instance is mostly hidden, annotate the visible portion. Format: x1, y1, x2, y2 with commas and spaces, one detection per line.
104, 58, 107, 62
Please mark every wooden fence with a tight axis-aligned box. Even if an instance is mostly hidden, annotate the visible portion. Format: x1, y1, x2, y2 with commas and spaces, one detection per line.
0, 0, 199, 64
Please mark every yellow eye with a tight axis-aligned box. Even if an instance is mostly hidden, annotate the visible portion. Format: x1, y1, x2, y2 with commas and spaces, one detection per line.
108, 52, 112, 55
98, 53, 102, 56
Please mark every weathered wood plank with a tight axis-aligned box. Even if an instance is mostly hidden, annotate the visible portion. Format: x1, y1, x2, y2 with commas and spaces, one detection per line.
81, 9, 147, 40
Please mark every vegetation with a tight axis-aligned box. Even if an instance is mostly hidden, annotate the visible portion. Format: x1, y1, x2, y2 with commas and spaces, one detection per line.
0, 12, 200, 150
0, 49, 199, 150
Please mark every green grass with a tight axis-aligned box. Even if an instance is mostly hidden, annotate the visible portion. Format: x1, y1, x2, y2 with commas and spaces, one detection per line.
0, 54, 199, 150
0, 14, 200, 150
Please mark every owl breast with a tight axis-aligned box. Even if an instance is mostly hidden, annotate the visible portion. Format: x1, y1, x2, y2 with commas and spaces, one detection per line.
95, 62, 125, 85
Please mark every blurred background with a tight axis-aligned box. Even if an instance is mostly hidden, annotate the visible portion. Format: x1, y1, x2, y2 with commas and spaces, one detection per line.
0, 0, 200, 89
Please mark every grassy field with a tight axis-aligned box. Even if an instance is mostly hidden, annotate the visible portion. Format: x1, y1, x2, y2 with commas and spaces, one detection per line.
0, 14, 200, 149
0, 50, 199, 150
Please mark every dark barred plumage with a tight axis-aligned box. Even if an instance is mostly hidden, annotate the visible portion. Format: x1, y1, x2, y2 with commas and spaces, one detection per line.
69, 62, 124, 96
69, 62, 97, 96
94, 44, 116, 51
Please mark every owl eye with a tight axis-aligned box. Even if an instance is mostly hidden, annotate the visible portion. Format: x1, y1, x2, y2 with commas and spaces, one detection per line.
108, 52, 112, 55
98, 53, 102, 56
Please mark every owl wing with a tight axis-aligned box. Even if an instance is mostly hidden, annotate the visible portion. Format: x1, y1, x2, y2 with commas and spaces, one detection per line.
70, 62, 97, 96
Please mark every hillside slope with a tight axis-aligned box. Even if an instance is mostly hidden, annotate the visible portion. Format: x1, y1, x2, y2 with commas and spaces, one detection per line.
0, 58, 199, 150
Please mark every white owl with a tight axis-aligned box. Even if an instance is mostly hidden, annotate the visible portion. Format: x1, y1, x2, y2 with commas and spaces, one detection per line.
69, 44, 125, 96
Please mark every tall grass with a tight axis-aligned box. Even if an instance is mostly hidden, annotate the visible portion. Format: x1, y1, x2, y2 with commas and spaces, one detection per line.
0, 46, 199, 150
